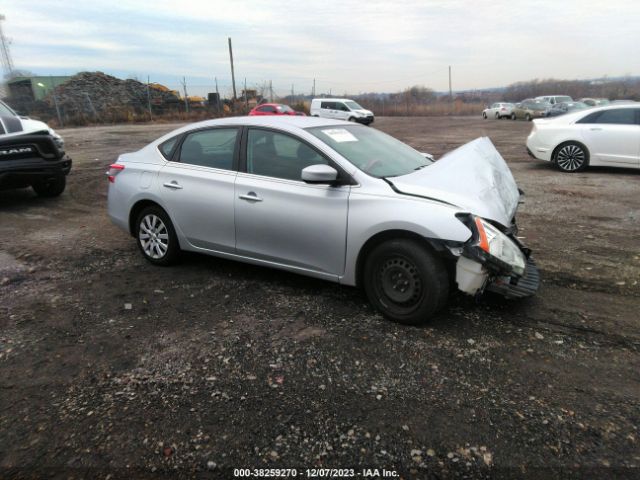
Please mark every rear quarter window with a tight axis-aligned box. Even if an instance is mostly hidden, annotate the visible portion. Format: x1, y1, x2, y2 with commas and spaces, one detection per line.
159, 136, 179, 160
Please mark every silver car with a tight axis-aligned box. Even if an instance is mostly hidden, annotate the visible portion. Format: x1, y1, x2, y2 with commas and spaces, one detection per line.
107, 116, 538, 324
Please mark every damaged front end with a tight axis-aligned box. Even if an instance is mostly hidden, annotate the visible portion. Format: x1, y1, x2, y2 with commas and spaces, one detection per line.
452, 213, 539, 299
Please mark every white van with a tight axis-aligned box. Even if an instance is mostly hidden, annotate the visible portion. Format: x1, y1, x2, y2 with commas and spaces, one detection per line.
534, 95, 573, 105
310, 98, 374, 125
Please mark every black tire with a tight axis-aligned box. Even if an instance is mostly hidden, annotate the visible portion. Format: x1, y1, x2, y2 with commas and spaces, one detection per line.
363, 239, 449, 325
553, 141, 589, 173
348, 117, 356, 122
511, 113, 516, 120
32, 175, 66, 197
525, 113, 532, 121
135, 205, 180, 266
482, 112, 487, 119
495, 112, 500, 119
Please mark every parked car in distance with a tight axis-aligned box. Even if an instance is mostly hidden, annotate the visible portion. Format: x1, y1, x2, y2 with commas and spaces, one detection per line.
511, 100, 552, 121
107, 116, 537, 324
310, 98, 374, 125
249, 103, 305, 116
535, 95, 573, 105
526, 104, 640, 172
580, 98, 610, 107
482, 102, 514, 119
545, 101, 590, 117
0, 99, 71, 196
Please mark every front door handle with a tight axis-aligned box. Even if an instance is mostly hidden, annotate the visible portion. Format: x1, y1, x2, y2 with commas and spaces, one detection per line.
163, 181, 183, 189
590, 127, 603, 131
239, 192, 263, 202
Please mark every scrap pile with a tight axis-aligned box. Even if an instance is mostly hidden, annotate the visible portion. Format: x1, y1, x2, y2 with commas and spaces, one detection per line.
44, 71, 181, 117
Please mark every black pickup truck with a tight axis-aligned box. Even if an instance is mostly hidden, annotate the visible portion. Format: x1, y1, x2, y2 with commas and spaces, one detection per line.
0, 132, 72, 197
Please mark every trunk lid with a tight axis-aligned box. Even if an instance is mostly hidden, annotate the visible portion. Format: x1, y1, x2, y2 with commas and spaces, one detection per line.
387, 137, 520, 226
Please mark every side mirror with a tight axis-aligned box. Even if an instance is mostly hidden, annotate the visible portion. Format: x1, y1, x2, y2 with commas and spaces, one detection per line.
301, 164, 338, 184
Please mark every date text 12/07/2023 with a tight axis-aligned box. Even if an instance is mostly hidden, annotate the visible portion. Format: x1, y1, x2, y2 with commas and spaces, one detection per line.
233, 468, 400, 478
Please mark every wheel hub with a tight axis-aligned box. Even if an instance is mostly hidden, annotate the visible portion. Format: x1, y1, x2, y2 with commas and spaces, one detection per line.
139, 214, 169, 259
380, 257, 422, 304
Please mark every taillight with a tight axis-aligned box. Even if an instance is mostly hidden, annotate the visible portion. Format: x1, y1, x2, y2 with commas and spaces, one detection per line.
106, 163, 125, 183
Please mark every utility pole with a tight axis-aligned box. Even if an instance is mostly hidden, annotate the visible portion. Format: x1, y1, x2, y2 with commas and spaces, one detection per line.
448, 65, 453, 105
214, 76, 221, 112
146, 75, 153, 121
182, 76, 189, 113
228, 37, 237, 100
291, 84, 294, 100
269, 80, 273, 102
312, 78, 315, 97
244, 77, 248, 112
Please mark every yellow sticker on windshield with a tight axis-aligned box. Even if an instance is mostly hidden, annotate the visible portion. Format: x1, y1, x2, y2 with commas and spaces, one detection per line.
321, 128, 358, 143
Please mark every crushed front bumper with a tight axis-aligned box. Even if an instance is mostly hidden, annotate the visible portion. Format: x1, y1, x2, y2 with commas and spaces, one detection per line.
485, 257, 540, 299
455, 255, 539, 299
0, 155, 72, 189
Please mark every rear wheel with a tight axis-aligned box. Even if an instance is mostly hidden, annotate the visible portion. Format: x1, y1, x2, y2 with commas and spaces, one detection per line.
363, 239, 449, 325
495, 112, 500, 119
135, 206, 180, 265
554, 142, 589, 173
525, 113, 532, 121
32, 175, 66, 197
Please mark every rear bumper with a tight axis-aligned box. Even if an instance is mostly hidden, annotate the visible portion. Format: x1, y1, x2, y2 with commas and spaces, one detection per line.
0, 155, 72, 188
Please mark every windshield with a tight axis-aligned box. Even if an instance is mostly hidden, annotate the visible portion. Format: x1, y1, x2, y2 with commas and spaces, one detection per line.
307, 125, 431, 178
344, 101, 363, 111
0, 101, 17, 116
556, 96, 572, 102
279, 105, 294, 112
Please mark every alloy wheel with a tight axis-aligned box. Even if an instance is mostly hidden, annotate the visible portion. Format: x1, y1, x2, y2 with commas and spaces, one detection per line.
139, 214, 169, 259
556, 144, 586, 172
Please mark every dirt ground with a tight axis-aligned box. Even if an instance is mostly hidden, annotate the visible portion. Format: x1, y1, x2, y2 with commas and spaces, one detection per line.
1, 117, 638, 479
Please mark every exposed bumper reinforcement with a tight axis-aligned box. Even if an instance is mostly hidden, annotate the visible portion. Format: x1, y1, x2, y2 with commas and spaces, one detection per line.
486, 257, 540, 299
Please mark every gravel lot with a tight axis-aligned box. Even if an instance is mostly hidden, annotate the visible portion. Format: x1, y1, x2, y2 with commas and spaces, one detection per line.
1, 117, 639, 479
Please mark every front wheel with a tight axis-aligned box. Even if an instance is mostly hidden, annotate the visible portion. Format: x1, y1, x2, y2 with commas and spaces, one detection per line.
495, 112, 500, 119
525, 113, 532, 121
32, 175, 66, 197
511, 113, 516, 120
135, 206, 180, 265
363, 239, 449, 325
482, 112, 487, 119
554, 142, 589, 173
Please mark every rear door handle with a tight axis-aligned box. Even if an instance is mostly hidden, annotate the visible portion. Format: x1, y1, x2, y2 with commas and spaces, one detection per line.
239, 192, 263, 202
163, 181, 183, 189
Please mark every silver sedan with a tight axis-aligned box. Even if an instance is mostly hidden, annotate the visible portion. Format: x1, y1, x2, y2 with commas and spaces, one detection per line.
107, 116, 538, 324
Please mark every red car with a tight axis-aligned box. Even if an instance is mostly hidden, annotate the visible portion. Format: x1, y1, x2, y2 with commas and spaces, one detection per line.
249, 103, 306, 116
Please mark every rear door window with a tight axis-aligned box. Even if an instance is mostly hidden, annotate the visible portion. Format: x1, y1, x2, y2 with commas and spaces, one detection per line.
578, 109, 637, 125
178, 128, 238, 170
159, 136, 179, 160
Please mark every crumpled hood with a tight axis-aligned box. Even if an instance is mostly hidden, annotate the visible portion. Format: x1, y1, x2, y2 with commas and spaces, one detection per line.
388, 137, 520, 227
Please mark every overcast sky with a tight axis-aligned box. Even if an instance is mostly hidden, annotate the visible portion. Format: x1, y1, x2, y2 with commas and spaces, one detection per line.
2, 0, 639, 97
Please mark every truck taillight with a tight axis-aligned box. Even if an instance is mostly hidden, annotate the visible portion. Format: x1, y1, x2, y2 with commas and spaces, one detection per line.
106, 164, 125, 183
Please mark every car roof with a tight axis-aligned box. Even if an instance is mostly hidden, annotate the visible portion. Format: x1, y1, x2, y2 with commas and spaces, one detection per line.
151, 115, 353, 145
312, 98, 353, 102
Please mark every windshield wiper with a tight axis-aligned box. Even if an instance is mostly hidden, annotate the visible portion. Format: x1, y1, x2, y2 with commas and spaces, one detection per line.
414, 164, 429, 171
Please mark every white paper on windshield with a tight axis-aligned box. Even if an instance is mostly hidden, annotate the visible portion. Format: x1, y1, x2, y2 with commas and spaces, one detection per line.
321, 128, 358, 143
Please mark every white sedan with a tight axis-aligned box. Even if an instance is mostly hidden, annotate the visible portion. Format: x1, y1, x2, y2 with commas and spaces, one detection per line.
482, 102, 514, 120
526, 104, 640, 172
